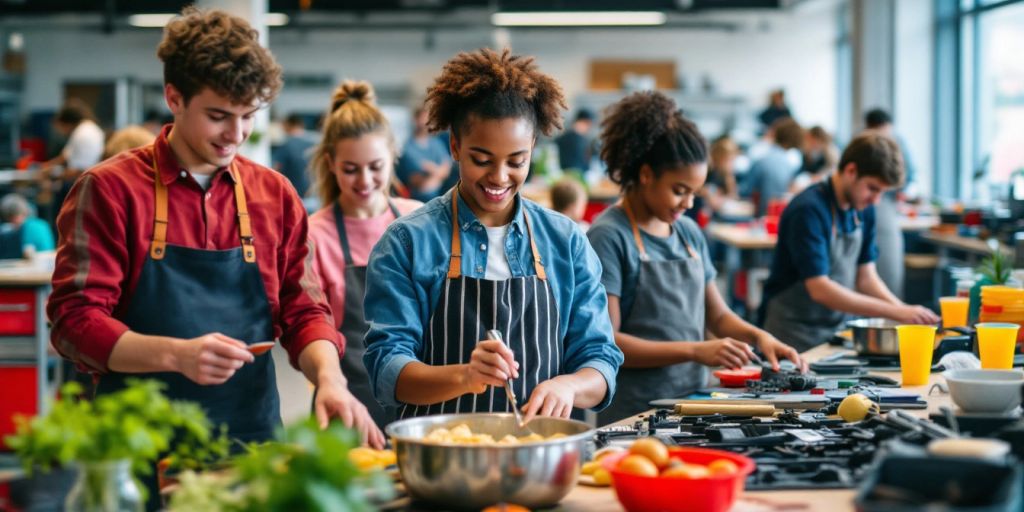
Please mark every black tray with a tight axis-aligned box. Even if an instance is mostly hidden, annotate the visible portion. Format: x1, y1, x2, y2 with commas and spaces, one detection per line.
855, 455, 1022, 512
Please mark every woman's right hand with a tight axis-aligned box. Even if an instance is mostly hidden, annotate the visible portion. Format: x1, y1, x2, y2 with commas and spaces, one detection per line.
690, 338, 752, 369
464, 340, 520, 394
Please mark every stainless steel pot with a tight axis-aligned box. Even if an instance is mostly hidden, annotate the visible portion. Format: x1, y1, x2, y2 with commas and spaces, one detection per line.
848, 318, 902, 356
385, 413, 593, 510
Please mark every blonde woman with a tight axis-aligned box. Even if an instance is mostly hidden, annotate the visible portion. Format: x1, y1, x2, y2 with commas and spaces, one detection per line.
307, 81, 422, 432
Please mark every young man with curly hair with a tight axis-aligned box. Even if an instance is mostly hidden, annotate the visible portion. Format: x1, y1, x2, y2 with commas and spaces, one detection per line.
362, 48, 623, 423
47, 8, 383, 491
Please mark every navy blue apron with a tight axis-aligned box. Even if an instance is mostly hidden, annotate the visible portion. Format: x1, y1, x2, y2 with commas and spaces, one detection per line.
325, 200, 401, 429
398, 190, 561, 419
95, 155, 279, 508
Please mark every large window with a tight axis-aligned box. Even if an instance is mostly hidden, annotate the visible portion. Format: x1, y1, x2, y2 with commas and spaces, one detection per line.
978, 3, 1024, 184
936, 0, 1024, 200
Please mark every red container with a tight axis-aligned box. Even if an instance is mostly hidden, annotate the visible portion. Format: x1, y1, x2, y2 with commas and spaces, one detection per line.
603, 447, 755, 512
0, 289, 36, 336
713, 368, 762, 387
764, 215, 780, 235
0, 365, 37, 450
766, 199, 787, 218
583, 201, 610, 224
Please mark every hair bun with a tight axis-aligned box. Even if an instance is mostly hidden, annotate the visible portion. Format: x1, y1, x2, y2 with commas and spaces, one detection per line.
331, 80, 376, 111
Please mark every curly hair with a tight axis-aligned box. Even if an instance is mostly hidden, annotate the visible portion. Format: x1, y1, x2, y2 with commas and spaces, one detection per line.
425, 48, 567, 139
839, 132, 904, 186
311, 80, 397, 207
157, 7, 282, 106
599, 91, 707, 191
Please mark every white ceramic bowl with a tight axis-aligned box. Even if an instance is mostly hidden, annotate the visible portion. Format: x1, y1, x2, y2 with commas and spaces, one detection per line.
943, 369, 1024, 414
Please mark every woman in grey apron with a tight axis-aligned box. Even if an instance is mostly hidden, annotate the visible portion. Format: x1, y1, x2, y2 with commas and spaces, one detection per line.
763, 178, 862, 352
307, 80, 421, 431
589, 91, 805, 424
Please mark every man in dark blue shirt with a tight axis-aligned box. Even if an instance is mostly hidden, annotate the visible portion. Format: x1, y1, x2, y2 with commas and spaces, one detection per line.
760, 133, 938, 350
555, 109, 594, 172
272, 114, 314, 199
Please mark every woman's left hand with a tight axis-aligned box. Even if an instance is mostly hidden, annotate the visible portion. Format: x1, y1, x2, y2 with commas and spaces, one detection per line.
521, 376, 576, 424
755, 335, 808, 373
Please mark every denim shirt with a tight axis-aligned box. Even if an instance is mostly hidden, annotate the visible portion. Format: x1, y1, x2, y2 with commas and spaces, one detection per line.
363, 188, 623, 411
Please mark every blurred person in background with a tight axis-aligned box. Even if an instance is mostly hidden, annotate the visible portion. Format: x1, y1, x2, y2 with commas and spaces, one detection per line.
703, 135, 740, 215
760, 133, 938, 351
0, 193, 54, 259
555, 109, 595, 173
550, 177, 589, 230
396, 106, 452, 202
758, 89, 792, 132
272, 113, 315, 199
863, 108, 915, 300
38, 99, 105, 223
103, 125, 156, 160
790, 126, 839, 195
742, 117, 804, 216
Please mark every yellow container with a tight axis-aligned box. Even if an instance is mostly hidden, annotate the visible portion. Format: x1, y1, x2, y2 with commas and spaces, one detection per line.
896, 325, 937, 386
980, 286, 1024, 306
976, 323, 1020, 370
939, 297, 970, 329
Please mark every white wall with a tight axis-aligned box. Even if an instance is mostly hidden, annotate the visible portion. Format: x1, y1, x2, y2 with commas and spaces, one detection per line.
12, 2, 840, 137
894, 0, 935, 195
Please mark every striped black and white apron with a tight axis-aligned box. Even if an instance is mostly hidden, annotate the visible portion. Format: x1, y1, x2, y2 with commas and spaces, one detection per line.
398, 193, 560, 418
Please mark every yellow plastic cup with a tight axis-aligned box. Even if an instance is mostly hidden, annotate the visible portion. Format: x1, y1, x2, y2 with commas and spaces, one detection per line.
976, 323, 1021, 370
896, 325, 937, 386
939, 297, 970, 329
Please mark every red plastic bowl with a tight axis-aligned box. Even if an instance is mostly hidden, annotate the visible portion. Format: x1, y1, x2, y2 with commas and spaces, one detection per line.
603, 447, 755, 512
713, 367, 762, 387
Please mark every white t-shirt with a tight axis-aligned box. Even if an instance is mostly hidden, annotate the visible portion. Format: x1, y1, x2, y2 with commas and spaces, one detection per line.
191, 173, 213, 190
63, 120, 104, 171
483, 225, 512, 281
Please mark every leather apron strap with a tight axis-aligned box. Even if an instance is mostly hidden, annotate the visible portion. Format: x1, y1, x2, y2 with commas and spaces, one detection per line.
622, 197, 698, 260
149, 153, 255, 263
447, 184, 546, 280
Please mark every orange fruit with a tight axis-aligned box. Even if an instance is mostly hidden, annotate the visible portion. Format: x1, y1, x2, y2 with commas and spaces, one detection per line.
481, 504, 530, 512
592, 468, 612, 486
628, 438, 670, 469
616, 454, 660, 478
707, 459, 740, 477
660, 463, 710, 479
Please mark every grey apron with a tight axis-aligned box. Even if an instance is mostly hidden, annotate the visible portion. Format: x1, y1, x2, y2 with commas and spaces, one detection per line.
398, 190, 561, 418
331, 200, 401, 430
597, 202, 707, 425
874, 194, 904, 300
764, 178, 862, 352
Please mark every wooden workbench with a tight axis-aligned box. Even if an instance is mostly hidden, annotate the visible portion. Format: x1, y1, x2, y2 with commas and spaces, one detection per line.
919, 231, 1013, 260
556, 343, 952, 512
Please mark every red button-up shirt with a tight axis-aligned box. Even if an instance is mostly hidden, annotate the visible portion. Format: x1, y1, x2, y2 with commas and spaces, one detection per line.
47, 126, 341, 373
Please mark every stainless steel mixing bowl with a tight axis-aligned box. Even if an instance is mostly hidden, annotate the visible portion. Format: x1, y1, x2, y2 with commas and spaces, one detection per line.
385, 413, 594, 510
848, 317, 903, 356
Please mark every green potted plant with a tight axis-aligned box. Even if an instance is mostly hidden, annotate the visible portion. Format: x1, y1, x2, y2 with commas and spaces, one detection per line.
168, 418, 394, 512
4, 379, 229, 512
970, 248, 1013, 323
